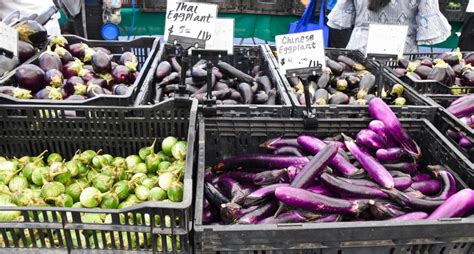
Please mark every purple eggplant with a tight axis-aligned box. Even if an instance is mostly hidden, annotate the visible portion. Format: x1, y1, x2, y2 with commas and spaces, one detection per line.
383, 162, 419, 175
35, 86, 63, 100
63, 59, 84, 79
261, 138, 301, 150
49, 35, 69, 50
112, 65, 130, 84
54, 46, 74, 64
459, 137, 473, 149
120, 52, 138, 72
314, 214, 343, 222
429, 166, 457, 200
274, 146, 305, 157
297, 135, 360, 176
0, 86, 32, 99
343, 134, 394, 189
411, 180, 442, 196
389, 212, 428, 221
369, 98, 421, 158
155, 61, 172, 82
244, 183, 288, 207
275, 186, 368, 215
218, 177, 254, 205
257, 210, 313, 224
413, 173, 433, 182
202, 208, 218, 224
86, 84, 106, 98
427, 189, 474, 219
306, 185, 336, 197
92, 47, 111, 55
356, 129, 386, 150
220, 203, 259, 223
65, 94, 86, 101
369, 200, 406, 219
69, 43, 90, 59
375, 148, 406, 163
213, 154, 309, 172
15, 64, 45, 93
253, 169, 287, 186
220, 171, 257, 184
319, 172, 388, 198
447, 94, 474, 117
45, 69, 63, 88
16, 20, 47, 47
18, 41, 35, 63
237, 202, 278, 224
383, 188, 444, 211
38, 46, 63, 72
92, 51, 111, 74
112, 84, 128, 95
79, 68, 96, 83
414, 65, 432, 79
204, 182, 230, 207
390, 171, 413, 191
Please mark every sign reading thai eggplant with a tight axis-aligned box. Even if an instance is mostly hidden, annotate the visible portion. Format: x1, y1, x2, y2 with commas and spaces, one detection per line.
0, 22, 18, 56
366, 24, 408, 58
275, 30, 326, 73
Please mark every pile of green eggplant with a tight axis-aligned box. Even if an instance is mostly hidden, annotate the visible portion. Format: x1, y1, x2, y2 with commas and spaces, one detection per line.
446, 94, 474, 152
393, 51, 474, 94
153, 56, 277, 105
0, 20, 48, 78
203, 98, 474, 225
287, 55, 407, 106
1, 35, 140, 101
0, 137, 186, 218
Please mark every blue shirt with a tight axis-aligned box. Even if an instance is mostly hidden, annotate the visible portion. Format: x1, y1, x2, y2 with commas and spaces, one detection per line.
327, 0, 337, 10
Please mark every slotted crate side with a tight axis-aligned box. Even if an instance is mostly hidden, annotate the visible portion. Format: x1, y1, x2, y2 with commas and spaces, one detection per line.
194, 117, 474, 253
0, 35, 160, 106
136, 44, 292, 117
241, 0, 292, 15
263, 46, 437, 120
0, 98, 197, 253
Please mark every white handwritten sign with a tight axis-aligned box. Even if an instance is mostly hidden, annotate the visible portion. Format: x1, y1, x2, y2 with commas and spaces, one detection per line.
206, 18, 234, 55
164, 2, 218, 44
467, 0, 474, 13
0, 22, 18, 56
366, 24, 408, 57
275, 30, 326, 73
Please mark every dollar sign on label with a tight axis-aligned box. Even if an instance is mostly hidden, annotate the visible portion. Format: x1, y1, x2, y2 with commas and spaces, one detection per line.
281, 58, 285, 66
168, 25, 174, 35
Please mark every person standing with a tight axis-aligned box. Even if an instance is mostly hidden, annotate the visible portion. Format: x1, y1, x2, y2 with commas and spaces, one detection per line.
327, 0, 352, 48
328, 0, 452, 53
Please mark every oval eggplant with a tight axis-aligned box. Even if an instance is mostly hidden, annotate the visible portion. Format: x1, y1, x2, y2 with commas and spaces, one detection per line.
49, 35, 69, 50
92, 51, 111, 74
86, 84, 106, 98
54, 46, 74, 64
112, 65, 131, 84
45, 69, 64, 88
64, 77, 87, 96
38, 46, 63, 72
112, 84, 128, 95
15, 64, 45, 93
35, 86, 63, 100
120, 52, 138, 73
18, 41, 35, 63
16, 20, 47, 46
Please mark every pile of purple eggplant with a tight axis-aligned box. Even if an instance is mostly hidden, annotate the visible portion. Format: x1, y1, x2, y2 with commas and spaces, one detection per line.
393, 51, 474, 95
446, 94, 474, 151
1, 36, 139, 101
286, 55, 407, 106
154, 57, 277, 105
203, 98, 474, 225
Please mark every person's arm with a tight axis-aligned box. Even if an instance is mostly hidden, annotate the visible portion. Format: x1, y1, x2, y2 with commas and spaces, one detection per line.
327, 0, 355, 30
416, 0, 452, 45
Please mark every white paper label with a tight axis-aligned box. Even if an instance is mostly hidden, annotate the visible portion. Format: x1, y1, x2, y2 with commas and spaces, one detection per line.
467, 0, 474, 13
275, 30, 326, 73
0, 22, 18, 57
205, 18, 234, 55
164, 2, 218, 44
366, 24, 408, 57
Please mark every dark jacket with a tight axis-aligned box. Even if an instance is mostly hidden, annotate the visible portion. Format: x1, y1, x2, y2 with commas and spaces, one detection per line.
459, 13, 474, 51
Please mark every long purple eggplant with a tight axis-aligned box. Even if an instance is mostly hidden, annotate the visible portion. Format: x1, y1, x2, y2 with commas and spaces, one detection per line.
375, 148, 406, 163
261, 138, 301, 150
447, 94, 474, 118
413, 173, 433, 182
221, 202, 258, 223
220, 171, 257, 184
368, 120, 397, 147
369, 200, 407, 219
383, 162, 419, 175
411, 180, 442, 196
389, 212, 428, 221
356, 129, 386, 150
427, 189, 474, 219
244, 183, 288, 207
257, 210, 311, 224
274, 146, 305, 157
214, 154, 309, 172
253, 169, 287, 186
307, 185, 337, 197
275, 186, 368, 215
204, 182, 230, 207
390, 171, 413, 191
368, 98, 421, 159
319, 173, 388, 198
383, 188, 444, 211
218, 177, 254, 205
313, 214, 343, 222
343, 134, 394, 189
429, 167, 457, 200
237, 201, 278, 224
297, 135, 360, 176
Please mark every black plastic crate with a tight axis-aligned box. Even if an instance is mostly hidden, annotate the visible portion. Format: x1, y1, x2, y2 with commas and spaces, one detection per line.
439, 0, 468, 22
264, 46, 437, 120
135, 44, 292, 117
0, 35, 159, 106
241, 0, 291, 15
194, 117, 474, 253
140, 0, 167, 12
0, 98, 198, 253
0, 48, 44, 82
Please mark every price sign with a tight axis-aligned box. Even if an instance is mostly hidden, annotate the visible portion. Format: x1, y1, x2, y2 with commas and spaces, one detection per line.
467, 0, 474, 13
275, 30, 326, 73
366, 24, 408, 57
164, 2, 218, 44
205, 18, 234, 55
0, 22, 18, 57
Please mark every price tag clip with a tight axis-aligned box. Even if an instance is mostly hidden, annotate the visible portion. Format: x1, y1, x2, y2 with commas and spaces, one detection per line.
367, 53, 398, 98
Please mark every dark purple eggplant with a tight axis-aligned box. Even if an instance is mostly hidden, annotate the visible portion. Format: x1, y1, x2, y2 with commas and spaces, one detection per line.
92, 51, 111, 74
112, 65, 130, 84
204, 182, 230, 207
49, 35, 69, 50
410, 180, 442, 196
429, 166, 457, 200
319, 173, 388, 199
383, 162, 419, 175
158, 72, 180, 87
170, 57, 181, 73
45, 69, 64, 88
357, 73, 376, 100
38, 46, 63, 72
317, 70, 331, 89
120, 52, 138, 72
0, 86, 32, 99
238, 82, 253, 104
218, 177, 253, 205
221, 171, 257, 184
257, 210, 313, 224
15, 64, 45, 93
329, 92, 349, 104
191, 67, 207, 83
79, 68, 96, 83
297, 135, 359, 176
375, 148, 405, 163
274, 146, 304, 157
218, 62, 256, 83
35, 86, 63, 100
463, 70, 474, 86
427, 61, 454, 84
86, 84, 106, 98
112, 84, 128, 95
54, 46, 74, 64
257, 76, 272, 94
346, 74, 361, 87
413, 174, 433, 182
356, 129, 386, 151
398, 58, 410, 69
314, 88, 329, 105
306, 185, 336, 197
18, 41, 35, 63
237, 201, 278, 224
427, 189, 474, 219
63, 59, 84, 79
16, 20, 47, 47
213, 154, 309, 172
275, 186, 368, 215
439, 51, 462, 66
337, 55, 365, 71
65, 94, 86, 101
382, 188, 444, 211
369, 200, 406, 219
327, 58, 344, 75
261, 138, 300, 150
393, 68, 407, 78
407, 72, 422, 80
414, 65, 432, 79
244, 183, 288, 207
253, 169, 287, 186
253, 92, 269, 104
155, 61, 172, 82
